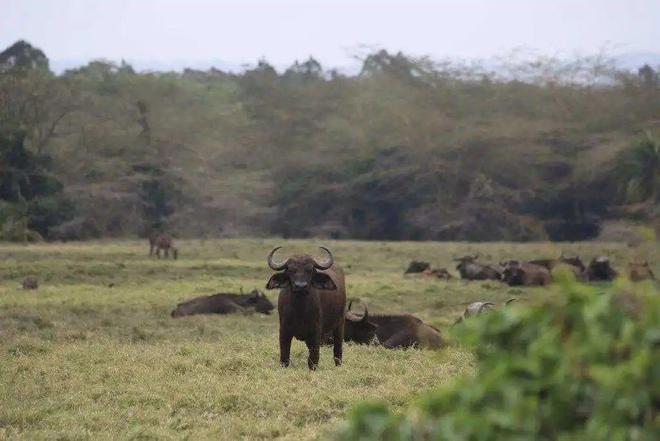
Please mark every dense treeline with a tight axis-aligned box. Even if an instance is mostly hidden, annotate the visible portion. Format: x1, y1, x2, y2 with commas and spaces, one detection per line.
1, 40, 658, 241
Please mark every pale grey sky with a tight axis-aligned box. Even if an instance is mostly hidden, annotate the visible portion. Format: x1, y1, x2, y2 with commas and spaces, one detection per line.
1, 0, 659, 70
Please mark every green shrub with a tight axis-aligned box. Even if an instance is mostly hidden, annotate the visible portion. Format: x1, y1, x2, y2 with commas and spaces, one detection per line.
338, 277, 659, 440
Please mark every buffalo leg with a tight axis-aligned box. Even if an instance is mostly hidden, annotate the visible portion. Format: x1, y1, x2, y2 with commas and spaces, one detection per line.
149, 244, 154, 256
279, 329, 292, 368
156, 248, 161, 259
332, 321, 344, 366
381, 331, 415, 349
305, 334, 320, 370
164, 248, 169, 258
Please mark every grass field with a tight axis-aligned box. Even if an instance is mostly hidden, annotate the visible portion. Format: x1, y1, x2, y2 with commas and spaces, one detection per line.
0, 239, 654, 440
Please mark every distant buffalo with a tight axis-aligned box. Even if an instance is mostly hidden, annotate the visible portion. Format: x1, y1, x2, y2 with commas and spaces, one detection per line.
628, 261, 655, 282
501, 261, 552, 286
454, 255, 502, 281
422, 268, 453, 280
344, 304, 446, 349
266, 246, 346, 370
22, 276, 39, 290
585, 256, 617, 281
529, 253, 586, 277
404, 261, 431, 274
453, 298, 516, 326
149, 232, 178, 259
171, 289, 273, 317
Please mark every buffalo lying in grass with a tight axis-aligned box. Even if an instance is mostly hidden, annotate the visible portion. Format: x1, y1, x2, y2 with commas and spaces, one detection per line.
454, 255, 502, 281
404, 260, 431, 274
529, 253, 586, 279
344, 304, 446, 349
501, 261, 552, 286
453, 298, 517, 326
585, 256, 617, 281
171, 289, 274, 317
628, 261, 655, 282
22, 276, 39, 290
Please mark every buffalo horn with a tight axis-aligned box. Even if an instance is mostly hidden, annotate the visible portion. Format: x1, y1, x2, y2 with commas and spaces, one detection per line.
361, 305, 369, 322
267, 246, 287, 271
313, 246, 334, 270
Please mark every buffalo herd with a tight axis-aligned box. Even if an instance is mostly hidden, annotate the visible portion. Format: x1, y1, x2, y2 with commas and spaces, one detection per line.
429, 253, 653, 286
166, 244, 654, 370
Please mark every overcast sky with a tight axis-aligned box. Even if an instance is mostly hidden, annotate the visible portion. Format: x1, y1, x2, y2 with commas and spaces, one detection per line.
2, 0, 659, 70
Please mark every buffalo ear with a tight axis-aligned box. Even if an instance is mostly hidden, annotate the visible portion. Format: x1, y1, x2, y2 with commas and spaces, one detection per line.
266, 273, 289, 289
312, 272, 337, 290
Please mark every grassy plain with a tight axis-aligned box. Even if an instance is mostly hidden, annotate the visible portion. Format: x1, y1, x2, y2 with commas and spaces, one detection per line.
0, 239, 652, 440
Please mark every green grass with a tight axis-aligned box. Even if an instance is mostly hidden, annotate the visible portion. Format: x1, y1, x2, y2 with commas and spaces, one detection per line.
0, 239, 652, 439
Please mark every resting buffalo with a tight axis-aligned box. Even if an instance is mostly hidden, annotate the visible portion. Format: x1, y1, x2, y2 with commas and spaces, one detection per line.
171, 290, 273, 317
149, 232, 178, 259
501, 261, 552, 286
344, 305, 446, 349
266, 247, 346, 370
454, 255, 501, 281
22, 276, 39, 290
586, 256, 617, 281
423, 268, 453, 280
529, 253, 586, 275
404, 261, 431, 274
453, 298, 516, 326
628, 261, 655, 282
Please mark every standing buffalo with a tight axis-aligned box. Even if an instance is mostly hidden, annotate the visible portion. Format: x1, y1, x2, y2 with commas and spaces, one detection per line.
454, 255, 502, 281
501, 261, 552, 286
628, 261, 655, 282
586, 256, 617, 281
344, 305, 446, 349
149, 232, 178, 259
171, 290, 274, 317
266, 247, 346, 370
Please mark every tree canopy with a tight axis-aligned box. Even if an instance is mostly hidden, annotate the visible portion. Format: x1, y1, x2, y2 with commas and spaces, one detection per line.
1, 40, 658, 241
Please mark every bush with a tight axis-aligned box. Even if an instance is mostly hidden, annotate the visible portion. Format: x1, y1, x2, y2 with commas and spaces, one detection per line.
338, 276, 659, 440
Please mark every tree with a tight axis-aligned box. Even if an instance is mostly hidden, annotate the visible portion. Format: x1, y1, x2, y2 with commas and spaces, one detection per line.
617, 133, 660, 204
0, 40, 49, 74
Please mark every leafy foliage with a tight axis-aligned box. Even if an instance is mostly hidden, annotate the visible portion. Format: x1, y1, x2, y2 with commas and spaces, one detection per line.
616, 133, 660, 204
1, 40, 659, 240
339, 277, 659, 440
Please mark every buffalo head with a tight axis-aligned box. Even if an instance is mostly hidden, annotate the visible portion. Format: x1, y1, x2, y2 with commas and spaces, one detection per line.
246, 289, 275, 314
266, 247, 337, 294
344, 304, 377, 344
501, 260, 525, 285
559, 252, 586, 272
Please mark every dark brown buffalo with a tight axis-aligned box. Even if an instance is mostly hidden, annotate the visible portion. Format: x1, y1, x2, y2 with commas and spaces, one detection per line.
586, 256, 617, 281
628, 261, 655, 282
171, 290, 274, 317
22, 276, 39, 290
529, 253, 586, 273
501, 261, 552, 286
404, 261, 431, 274
454, 255, 502, 281
422, 268, 453, 280
266, 247, 346, 370
344, 305, 446, 349
149, 232, 178, 259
